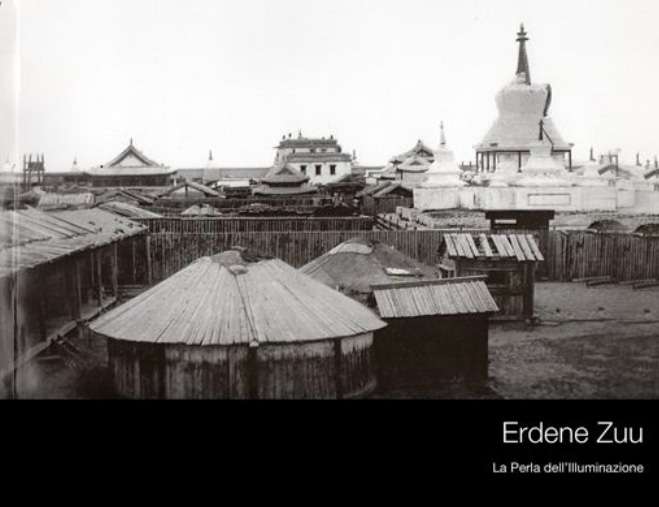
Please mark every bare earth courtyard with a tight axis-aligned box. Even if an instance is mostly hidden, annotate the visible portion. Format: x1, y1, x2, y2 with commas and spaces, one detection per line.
7, 283, 659, 400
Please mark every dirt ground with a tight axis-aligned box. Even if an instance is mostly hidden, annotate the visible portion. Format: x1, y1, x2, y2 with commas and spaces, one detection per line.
6, 283, 659, 400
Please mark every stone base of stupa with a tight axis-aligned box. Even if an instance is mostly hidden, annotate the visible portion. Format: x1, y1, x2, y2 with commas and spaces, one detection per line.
411, 183, 659, 212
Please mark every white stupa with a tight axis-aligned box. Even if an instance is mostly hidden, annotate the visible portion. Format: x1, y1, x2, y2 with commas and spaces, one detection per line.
423, 123, 465, 187
577, 148, 610, 187
202, 149, 218, 184
516, 126, 571, 187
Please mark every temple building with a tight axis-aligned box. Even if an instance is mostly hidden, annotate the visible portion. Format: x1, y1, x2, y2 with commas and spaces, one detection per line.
474, 25, 573, 176
88, 140, 175, 188
274, 132, 353, 185
253, 162, 318, 197
374, 140, 435, 184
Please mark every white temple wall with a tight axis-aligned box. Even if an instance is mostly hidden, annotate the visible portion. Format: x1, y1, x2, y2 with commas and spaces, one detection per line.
630, 190, 659, 214
288, 161, 352, 185
400, 172, 428, 187
580, 186, 618, 211
487, 152, 567, 174
413, 187, 460, 210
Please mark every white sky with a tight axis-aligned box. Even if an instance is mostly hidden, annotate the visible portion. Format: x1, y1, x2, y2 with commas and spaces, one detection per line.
7, 0, 659, 170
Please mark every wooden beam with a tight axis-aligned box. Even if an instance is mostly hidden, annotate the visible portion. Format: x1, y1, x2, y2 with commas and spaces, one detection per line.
145, 235, 153, 286
95, 251, 103, 308
131, 237, 137, 285
112, 243, 119, 299
73, 258, 83, 340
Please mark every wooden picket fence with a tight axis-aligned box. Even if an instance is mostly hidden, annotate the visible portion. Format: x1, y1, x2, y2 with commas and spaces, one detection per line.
146, 230, 447, 282
545, 231, 659, 282
141, 229, 659, 285
136, 216, 375, 234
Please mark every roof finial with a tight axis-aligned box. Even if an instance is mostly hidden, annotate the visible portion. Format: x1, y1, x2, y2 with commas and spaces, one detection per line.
637, 152, 641, 166
590, 147, 595, 162
516, 23, 531, 85
439, 122, 447, 148
130, 137, 134, 146
209, 149, 213, 162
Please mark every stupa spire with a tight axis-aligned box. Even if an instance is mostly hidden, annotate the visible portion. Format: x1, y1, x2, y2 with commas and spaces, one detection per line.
439, 122, 447, 148
516, 23, 531, 85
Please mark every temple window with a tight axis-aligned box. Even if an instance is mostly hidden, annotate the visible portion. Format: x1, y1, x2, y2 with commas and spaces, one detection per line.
315, 165, 322, 176
300, 165, 307, 174
330, 165, 337, 176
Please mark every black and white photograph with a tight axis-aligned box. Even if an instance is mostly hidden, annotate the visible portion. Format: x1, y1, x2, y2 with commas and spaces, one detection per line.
1, 0, 658, 477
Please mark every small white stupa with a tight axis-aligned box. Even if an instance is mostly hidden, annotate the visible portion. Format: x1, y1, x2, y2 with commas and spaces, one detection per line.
202, 149, 218, 184
423, 123, 465, 188
515, 119, 571, 187
578, 148, 610, 187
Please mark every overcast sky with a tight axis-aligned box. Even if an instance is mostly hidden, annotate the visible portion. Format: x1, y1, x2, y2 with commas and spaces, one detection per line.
5, 0, 659, 170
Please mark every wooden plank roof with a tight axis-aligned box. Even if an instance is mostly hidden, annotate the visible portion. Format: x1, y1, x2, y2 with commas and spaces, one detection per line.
0, 208, 146, 278
372, 276, 499, 319
443, 233, 543, 262
90, 250, 386, 346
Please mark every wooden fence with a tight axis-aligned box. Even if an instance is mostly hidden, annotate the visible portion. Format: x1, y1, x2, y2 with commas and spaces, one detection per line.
136, 216, 375, 234
546, 231, 659, 282
153, 196, 334, 210
143, 229, 659, 285
147, 230, 446, 282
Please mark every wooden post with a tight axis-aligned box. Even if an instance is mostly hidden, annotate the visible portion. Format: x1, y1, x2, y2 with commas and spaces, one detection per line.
73, 258, 83, 340
11, 272, 19, 400
131, 237, 137, 285
518, 152, 522, 171
524, 263, 535, 320
37, 269, 48, 343
248, 344, 259, 400
334, 339, 344, 400
111, 243, 119, 299
145, 235, 153, 286
95, 251, 103, 308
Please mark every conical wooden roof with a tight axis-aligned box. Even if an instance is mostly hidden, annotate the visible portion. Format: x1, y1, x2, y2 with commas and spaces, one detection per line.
90, 250, 385, 345
300, 239, 438, 294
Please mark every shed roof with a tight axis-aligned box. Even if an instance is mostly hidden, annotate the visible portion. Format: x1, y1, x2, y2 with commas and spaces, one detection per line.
181, 204, 222, 217
300, 238, 438, 295
372, 276, 499, 319
37, 192, 96, 211
90, 250, 386, 346
96, 189, 157, 206
97, 200, 162, 219
160, 180, 221, 198
443, 233, 544, 262
0, 208, 146, 278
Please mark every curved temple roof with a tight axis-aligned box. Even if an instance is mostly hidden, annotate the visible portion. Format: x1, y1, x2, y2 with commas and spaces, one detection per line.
90, 250, 386, 346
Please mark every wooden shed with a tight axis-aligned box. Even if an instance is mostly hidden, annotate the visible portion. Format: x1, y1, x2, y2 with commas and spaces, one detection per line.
89, 249, 386, 400
371, 277, 499, 388
439, 233, 544, 321
0, 208, 147, 397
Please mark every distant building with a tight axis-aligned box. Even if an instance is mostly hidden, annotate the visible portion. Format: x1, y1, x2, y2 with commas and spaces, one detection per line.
274, 132, 353, 185
88, 140, 175, 187
253, 163, 318, 196
372, 140, 436, 185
